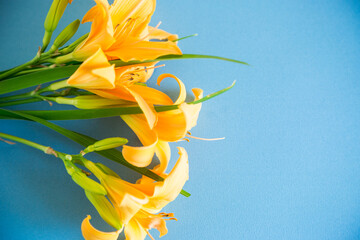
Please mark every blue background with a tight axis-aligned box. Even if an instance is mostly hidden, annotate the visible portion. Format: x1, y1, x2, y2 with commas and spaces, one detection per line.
1, 0, 360, 239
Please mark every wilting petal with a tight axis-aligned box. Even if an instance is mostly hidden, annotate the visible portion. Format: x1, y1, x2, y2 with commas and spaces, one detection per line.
106, 39, 182, 62
81, 215, 121, 240
157, 73, 186, 105
179, 88, 203, 130
67, 49, 116, 89
124, 218, 148, 240
143, 147, 189, 213
148, 26, 178, 41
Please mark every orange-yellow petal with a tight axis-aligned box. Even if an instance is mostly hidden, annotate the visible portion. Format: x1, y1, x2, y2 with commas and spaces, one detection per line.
155, 109, 187, 142
104, 175, 149, 224
153, 140, 171, 174
110, 0, 155, 37
67, 49, 116, 89
121, 114, 156, 145
128, 84, 173, 105
122, 140, 157, 168
74, 0, 114, 60
157, 73, 186, 105
148, 26, 178, 41
143, 147, 189, 213
81, 215, 121, 240
106, 39, 182, 62
179, 88, 203, 130
124, 218, 148, 240
125, 87, 157, 129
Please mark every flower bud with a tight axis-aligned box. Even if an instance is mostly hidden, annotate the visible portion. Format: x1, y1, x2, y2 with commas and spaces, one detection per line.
83, 138, 128, 153
85, 191, 123, 230
42, 0, 72, 51
64, 160, 107, 195
49, 19, 80, 53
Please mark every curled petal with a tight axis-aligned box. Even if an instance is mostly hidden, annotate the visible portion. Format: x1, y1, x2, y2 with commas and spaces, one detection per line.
179, 88, 203, 130
125, 87, 157, 129
157, 73, 186, 105
143, 147, 189, 213
122, 140, 157, 168
129, 85, 173, 105
153, 140, 171, 174
81, 215, 121, 240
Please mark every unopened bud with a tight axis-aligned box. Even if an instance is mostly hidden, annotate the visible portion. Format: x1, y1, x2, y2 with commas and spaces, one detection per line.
84, 138, 128, 154
73, 95, 131, 109
49, 19, 80, 53
42, 0, 72, 51
64, 161, 107, 195
85, 191, 123, 230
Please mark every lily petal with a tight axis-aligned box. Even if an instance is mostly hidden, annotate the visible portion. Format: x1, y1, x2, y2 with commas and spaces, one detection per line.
155, 109, 187, 142
74, 0, 114, 60
143, 147, 189, 213
148, 26, 178, 41
81, 215, 121, 240
179, 88, 203, 130
125, 87, 157, 129
106, 39, 182, 62
122, 140, 157, 168
67, 49, 116, 89
104, 175, 149, 224
157, 73, 186, 105
124, 218, 148, 240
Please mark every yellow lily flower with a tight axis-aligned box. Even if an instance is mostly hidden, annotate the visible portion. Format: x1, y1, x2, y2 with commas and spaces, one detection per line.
121, 74, 203, 172
82, 147, 189, 240
67, 49, 174, 129
72, 0, 181, 61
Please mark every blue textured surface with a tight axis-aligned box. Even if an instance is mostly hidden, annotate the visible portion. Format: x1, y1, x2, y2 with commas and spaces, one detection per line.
1, 0, 360, 239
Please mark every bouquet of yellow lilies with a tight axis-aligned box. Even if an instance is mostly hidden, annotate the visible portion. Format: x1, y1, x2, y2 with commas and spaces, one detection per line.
0, 0, 246, 239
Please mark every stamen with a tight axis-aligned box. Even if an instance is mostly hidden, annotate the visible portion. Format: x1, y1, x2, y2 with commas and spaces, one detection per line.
179, 138, 190, 142
186, 134, 225, 141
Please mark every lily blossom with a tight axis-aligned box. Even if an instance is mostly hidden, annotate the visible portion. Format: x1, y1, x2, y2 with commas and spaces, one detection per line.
82, 147, 189, 240
121, 74, 203, 172
72, 0, 182, 61
67, 48, 174, 129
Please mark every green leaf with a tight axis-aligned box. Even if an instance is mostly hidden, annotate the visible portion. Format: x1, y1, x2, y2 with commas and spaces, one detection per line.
0, 65, 78, 95
1, 53, 246, 95
0, 108, 163, 181
0, 105, 178, 120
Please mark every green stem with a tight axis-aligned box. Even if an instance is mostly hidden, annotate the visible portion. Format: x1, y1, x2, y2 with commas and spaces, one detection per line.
0, 93, 31, 102
0, 132, 50, 153
0, 55, 40, 80
0, 98, 41, 107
